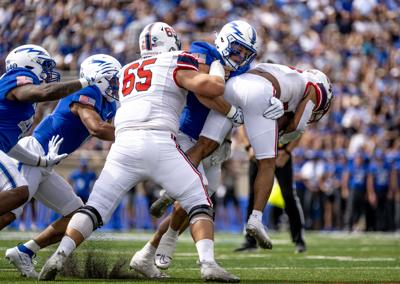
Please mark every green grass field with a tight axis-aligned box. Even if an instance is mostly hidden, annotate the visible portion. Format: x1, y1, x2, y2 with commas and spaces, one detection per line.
0, 230, 399, 283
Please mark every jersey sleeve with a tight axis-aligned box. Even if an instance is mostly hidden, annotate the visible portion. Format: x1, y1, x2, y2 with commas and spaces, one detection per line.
69, 86, 102, 114
189, 41, 221, 66
176, 51, 199, 71
0, 68, 40, 100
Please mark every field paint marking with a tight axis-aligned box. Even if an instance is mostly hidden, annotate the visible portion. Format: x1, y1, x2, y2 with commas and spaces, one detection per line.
305, 255, 397, 261
1, 266, 400, 272
168, 266, 400, 271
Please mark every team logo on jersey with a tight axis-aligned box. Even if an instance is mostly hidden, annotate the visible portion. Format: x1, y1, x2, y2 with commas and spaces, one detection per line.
16, 76, 33, 86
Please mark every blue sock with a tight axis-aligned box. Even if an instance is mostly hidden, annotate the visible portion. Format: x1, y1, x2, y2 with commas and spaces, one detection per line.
17, 244, 34, 258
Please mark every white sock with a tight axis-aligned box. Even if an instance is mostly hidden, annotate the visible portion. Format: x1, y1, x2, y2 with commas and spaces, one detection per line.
142, 241, 156, 257
195, 239, 214, 263
165, 226, 179, 238
251, 210, 263, 221
24, 240, 40, 253
57, 236, 76, 257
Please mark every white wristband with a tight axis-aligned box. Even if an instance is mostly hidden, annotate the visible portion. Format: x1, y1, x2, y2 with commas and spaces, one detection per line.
209, 60, 225, 81
79, 78, 88, 88
226, 105, 237, 118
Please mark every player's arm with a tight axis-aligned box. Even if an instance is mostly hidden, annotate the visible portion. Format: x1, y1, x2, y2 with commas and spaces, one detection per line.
285, 87, 317, 133
174, 64, 225, 98
7, 80, 85, 103
71, 103, 115, 141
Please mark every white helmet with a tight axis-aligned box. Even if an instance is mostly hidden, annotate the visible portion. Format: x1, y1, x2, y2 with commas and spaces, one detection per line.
139, 22, 182, 58
215, 20, 258, 70
5, 44, 60, 83
80, 54, 122, 101
303, 69, 333, 123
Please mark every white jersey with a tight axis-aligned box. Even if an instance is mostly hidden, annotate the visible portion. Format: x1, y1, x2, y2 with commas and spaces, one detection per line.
115, 51, 199, 135
252, 63, 308, 112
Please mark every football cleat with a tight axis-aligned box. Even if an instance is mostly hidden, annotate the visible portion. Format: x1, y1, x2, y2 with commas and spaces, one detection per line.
155, 232, 178, 269
5, 246, 38, 278
245, 216, 273, 250
129, 250, 168, 279
38, 250, 67, 281
295, 242, 307, 254
149, 190, 174, 218
200, 261, 240, 283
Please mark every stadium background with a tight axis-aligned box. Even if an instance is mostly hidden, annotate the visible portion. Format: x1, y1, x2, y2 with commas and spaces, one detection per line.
1, 0, 399, 233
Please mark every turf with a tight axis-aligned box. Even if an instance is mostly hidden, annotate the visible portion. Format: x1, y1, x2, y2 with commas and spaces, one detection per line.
0, 231, 399, 283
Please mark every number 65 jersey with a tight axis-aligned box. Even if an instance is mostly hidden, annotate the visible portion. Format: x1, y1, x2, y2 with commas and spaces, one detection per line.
115, 51, 199, 135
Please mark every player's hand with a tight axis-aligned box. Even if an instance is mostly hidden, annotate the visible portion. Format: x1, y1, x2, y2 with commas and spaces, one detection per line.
80, 68, 117, 87
210, 140, 232, 165
226, 105, 244, 127
263, 97, 284, 120
38, 135, 68, 167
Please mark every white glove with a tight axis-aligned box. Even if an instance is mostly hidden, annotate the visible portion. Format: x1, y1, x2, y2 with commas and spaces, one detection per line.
37, 135, 68, 167
263, 97, 284, 120
226, 105, 244, 127
279, 130, 303, 145
79, 67, 116, 88
210, 140, 232, 166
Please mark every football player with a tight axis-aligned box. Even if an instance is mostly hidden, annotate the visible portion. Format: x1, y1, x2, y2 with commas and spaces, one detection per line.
0, 45, 109, 219
133, 20, 283, 271
189, 64, 333, 249
38, 22, 241, 282
3, 54, 120, 278
146, 64, 332, 269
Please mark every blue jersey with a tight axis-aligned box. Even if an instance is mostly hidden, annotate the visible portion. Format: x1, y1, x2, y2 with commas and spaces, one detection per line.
368, 161, 391, 192
346, 161, 368, 191
33, 86, 116, 155
69, 169, 97, 201
0, 68, 40, 153
179, 41, 249, 140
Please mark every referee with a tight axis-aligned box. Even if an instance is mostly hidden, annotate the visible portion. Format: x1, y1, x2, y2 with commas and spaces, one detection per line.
235, 137, 306, 253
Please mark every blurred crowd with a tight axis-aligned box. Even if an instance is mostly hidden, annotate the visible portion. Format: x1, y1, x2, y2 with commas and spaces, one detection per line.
1, 0, 399, 232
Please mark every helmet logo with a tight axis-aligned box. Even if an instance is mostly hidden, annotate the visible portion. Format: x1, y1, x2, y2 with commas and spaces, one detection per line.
15, 47, 46, 55
230, 22, 246, 41
250, 27, 257, 45
91, 59, 114, 67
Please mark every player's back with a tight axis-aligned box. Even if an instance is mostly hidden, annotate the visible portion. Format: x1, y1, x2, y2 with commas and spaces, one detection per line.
252, 63, 307, 112
115, 51, 198, 135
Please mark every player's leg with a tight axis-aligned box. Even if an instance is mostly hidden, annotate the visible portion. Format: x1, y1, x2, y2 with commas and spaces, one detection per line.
275, 156, 306, 253
4, 166, 59, 278
151, 132, 238, 282
154, 141, 224, 269
241, 83, 277, 249
39, 137, 146, 281
0, 151, 30, 216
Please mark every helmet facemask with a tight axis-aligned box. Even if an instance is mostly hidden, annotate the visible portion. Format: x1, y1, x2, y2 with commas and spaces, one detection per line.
307, 82, 333, 123
221, 34, 257, 70
103, 72, 120, 101
35, 56, 60, 83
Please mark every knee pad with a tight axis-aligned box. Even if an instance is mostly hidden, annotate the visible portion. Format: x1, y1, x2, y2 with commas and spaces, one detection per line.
68, 212, 94, 239
188, 204, 215, 224
76, 205, 103, 230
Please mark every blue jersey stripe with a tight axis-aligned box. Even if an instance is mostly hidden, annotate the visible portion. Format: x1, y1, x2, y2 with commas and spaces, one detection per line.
0, 160, 17, 188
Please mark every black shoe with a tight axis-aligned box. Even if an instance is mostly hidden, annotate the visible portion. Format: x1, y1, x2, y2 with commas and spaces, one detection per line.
234, 242, 258, 252
295, 242, 306, 254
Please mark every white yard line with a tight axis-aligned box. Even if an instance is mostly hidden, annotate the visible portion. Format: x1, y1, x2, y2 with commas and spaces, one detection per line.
305, 255, 397, 261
